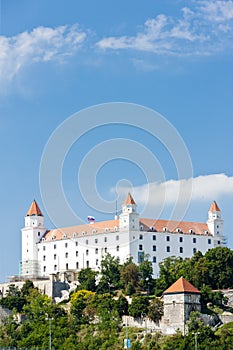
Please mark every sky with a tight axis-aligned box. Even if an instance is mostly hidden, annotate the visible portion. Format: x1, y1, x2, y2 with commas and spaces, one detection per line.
0, 0, 233, 282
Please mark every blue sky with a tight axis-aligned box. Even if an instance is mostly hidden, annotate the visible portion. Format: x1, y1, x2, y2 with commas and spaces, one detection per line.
0, 0, 233, 282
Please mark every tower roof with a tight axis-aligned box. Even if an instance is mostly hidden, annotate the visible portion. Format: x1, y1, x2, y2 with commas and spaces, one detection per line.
163, 277, 200, 294
124, 192, 136, 205
26, 200, 43, 217
209, 201, 221, 212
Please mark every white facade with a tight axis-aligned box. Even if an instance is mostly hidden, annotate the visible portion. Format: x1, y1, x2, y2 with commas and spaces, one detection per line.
20, 195, 225, 279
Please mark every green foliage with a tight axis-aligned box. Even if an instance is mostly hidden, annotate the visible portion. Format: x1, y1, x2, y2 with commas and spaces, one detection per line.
77, 268, 97, 291
120, 257, 140, 292
98, 253, 121, 292
138, 257, 154, 294
70, 289, 95, 323
148, 297, 163, 323
129, 296, 149, 318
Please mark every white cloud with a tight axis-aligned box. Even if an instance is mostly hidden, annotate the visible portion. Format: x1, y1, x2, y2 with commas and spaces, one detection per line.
117, 173, 233, 211
96, 1, 233, 56
0, 24, 87, 82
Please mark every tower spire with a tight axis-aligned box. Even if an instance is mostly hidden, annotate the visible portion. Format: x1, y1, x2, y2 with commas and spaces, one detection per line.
26, 200, 43, 217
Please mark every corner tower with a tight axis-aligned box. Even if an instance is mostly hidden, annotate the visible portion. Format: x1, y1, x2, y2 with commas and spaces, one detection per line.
119, 193, 139, 231
207, 201, 224, 237
20, 200, 47, 278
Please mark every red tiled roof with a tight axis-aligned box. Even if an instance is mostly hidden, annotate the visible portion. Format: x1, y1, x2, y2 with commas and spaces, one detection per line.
124, 193, 136, 205
139, 218, 209, 235
43, 219, 119, 241
163, 277, 200, 294
26, 200, 43, 217
209, 201, 221, 212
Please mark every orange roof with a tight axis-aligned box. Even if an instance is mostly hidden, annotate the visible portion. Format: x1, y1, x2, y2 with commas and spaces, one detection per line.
164, 277, 200, 294
124, 193, 136, 205
26, 200, 43, 217
139, 218, 209, 235
43, 219, 119, 241
209, 201, 221, 212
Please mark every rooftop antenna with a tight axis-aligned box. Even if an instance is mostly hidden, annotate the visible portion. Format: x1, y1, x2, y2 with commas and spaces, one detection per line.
114, 199, 118, 220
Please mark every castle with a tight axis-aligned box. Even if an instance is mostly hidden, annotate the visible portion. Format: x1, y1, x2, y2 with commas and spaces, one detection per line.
20, 193, 224, 279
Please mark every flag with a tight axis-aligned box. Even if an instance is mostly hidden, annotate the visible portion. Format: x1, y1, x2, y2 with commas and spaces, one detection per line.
88, 216, 95, 223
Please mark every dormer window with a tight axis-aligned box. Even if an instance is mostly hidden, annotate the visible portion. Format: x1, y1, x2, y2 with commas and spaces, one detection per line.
52, 235, 56, 240
63, 233, 67, 238
176, 228, 182, 233
189, 229, 193, 234
163, 227, 168, 232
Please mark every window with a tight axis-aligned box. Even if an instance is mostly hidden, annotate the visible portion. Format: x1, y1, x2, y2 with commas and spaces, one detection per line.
153, 245, 156, 252
76, 262, 79, 269
116, 245, 119, 252
66, 263, 68, 270
76, 251, 78, 257
96, 259, 99, 266
179, 237, 183, 243
116, 235, 119, 241
179, 247, 183, 253
217, 225, 219, 228
43, 246, 46, 251
208, 239, 211, 244
65, 243, 68, 248
54, 244, 56, 249
166, 236, 170, 242
139, 244, 143, 251
193, 238, 196, 243
193, 248, 197, 254
38, 232, 40, 237
152, 235, 156, 241
104, 237, 107, 243
139, 234, 143, 240
54, 254, 56, 260
85, 239, 88, 245
65, 252, 68, 258
218, 240, 221, 245
86, 249, 89, 256
86, 261, 89, 268
43, 255, 46, 261
43, 266, 46, 272
166, 246, 170, 253
54, 265, 57, 271
76, 241, 78, 246
153, 256, 156, 263
95, 248, 98, 254
104, 247, 107, 253
95, 239, 98, 244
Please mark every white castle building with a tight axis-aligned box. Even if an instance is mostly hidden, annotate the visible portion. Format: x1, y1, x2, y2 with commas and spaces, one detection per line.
20, 194, 225, 279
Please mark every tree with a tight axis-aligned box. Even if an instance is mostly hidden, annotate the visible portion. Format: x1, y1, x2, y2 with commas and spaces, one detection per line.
0, 284, 25, 312
148, 298, 164, 323
128, 296, 149, 318
98, 253, 121, 292
78, 268, 97, 292
114, 294, 128, 317
138, 256, 154, 294
70, 289, 95, 323
120, 258, 140, 292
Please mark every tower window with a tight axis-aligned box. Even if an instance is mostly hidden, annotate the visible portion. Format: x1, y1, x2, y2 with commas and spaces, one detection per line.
180, 247, 183, 253
38, 232, 40, 237
179, 237, 183, 243
193, 238, 196, 243
152, 235, 156, 241
166, 246, 170, 253
166, 236, 170, 242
